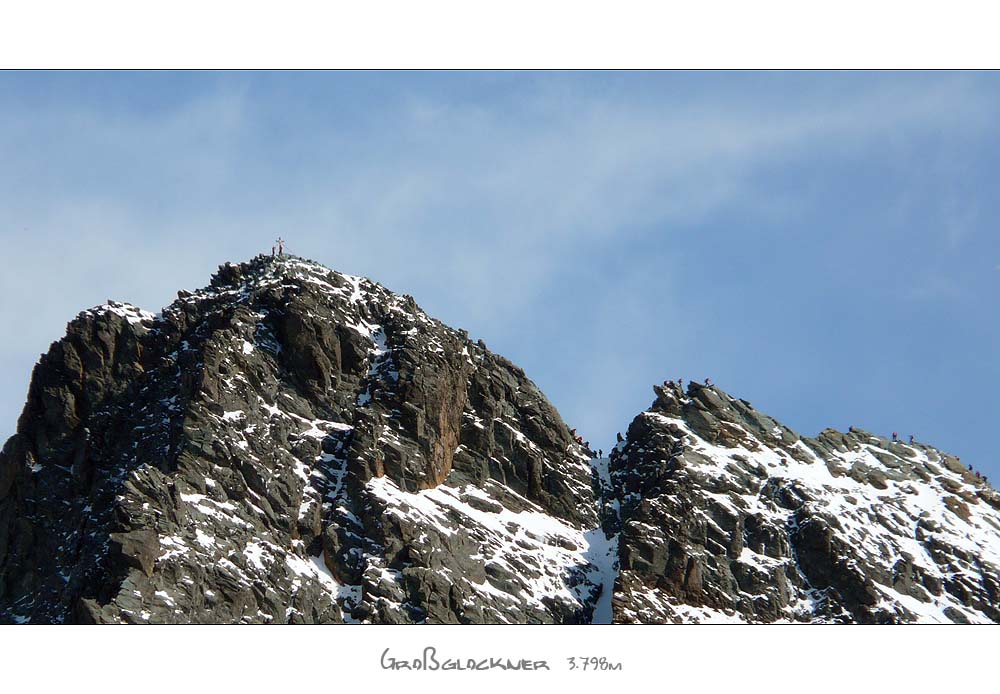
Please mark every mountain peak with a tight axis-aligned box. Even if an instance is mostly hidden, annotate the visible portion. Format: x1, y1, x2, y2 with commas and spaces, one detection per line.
0, 254, 599, 624
609, 378, 1000, 623
1, 258, 997, 624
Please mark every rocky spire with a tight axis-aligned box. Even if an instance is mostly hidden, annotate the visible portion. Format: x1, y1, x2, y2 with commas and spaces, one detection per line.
0, 254, 603, 624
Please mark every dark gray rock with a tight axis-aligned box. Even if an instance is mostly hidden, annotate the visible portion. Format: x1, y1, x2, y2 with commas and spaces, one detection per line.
1, 255, 997, 625
0, 255, 600, 625
608, 381, 1000, 624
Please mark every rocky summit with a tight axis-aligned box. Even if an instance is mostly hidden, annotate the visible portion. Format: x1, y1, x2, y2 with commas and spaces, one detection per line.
609, 381, 1000, 623
0, 255, 997, 624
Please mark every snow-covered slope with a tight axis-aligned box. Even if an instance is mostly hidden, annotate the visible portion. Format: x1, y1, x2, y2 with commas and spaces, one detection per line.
1, 255, 997, 624
0, 255, 610, 624
609, 381, 1000, 623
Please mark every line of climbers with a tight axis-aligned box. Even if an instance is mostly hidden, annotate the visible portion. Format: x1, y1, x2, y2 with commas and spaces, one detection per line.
575, 378, 994, 489
606, 378, 991, 489
660, 376, 713, 391
847, 427, 989, 486
568, 428, 594, 456
968, 463, 989, 485
256, 240, 996, 491
591, 376, 714, 465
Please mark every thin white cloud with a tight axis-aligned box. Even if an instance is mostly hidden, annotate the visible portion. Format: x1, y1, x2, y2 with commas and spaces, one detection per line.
1, 73, 997, 445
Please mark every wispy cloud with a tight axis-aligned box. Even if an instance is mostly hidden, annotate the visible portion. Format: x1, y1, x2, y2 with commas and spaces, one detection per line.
1, 72, 998, 462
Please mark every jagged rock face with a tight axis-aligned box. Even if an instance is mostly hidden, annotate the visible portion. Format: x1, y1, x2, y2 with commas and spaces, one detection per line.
608, 381, 1000, 623
0, 255, 608, 624
2, 255, 998, 625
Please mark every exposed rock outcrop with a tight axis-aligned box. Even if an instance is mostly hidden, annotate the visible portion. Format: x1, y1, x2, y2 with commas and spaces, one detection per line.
608, 381, 1000, 623
1, 256, 997, 624
0, 255, 604, 624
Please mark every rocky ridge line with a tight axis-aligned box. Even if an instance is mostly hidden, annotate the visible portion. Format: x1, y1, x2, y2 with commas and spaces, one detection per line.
0, 255, 609, 624
607, 380, 1000, 623
2, 255, 998, 624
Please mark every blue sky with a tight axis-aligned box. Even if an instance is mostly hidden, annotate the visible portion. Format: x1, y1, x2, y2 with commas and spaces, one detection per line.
1, 71, 998, 479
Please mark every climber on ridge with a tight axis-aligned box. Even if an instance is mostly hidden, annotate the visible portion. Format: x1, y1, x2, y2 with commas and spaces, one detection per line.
892, 432, 898, 442
276, 237, 285, 255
